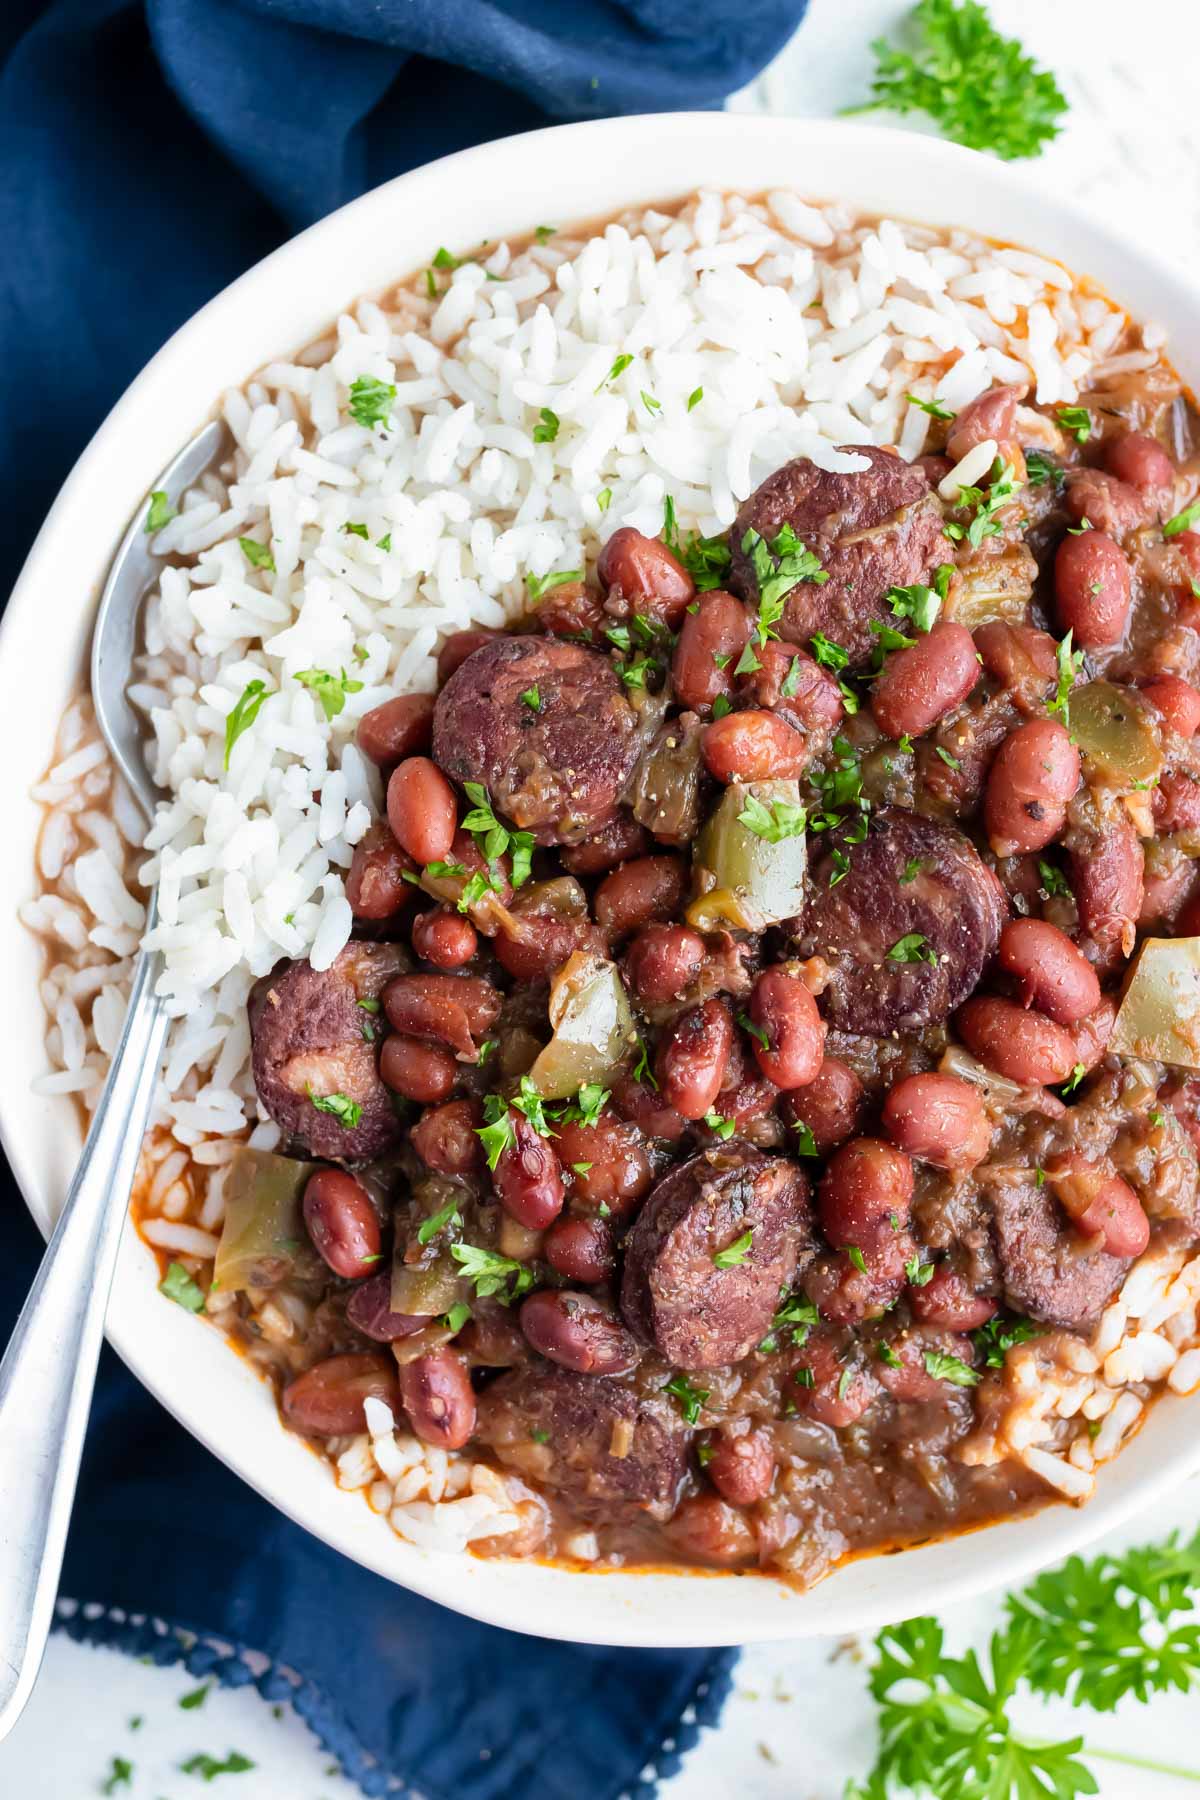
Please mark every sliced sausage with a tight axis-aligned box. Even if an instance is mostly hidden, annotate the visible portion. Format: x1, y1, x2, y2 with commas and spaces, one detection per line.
620, 1147, 814, 1369
988, 1178, 1130, 1328
727, 447, 945, 666
796, 808, 1007, 1036
431, 635, 642, 845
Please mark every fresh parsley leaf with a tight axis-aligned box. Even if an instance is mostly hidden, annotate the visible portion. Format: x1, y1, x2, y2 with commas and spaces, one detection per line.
560, 1083, 609, 1128
906, 392, 955, 420
935, 745, 961, 770
711, 693, 733, 719
905, 1254, 934, 1286
476, 1096, 518, 1170
780, 655, 803, 698
758, 1293, 819, 1354
342, 520, 369, 539
459, 781, 533, 888
417, 1200, 461, 1246
847, 1245, 868, 1273
888, 581, 941, 633
810, 631, 849, 671
741, 525, 828, 616
846, 0, 1069, 161
878, 1342, 903, 1370
924, 1348, 979, 1387
640, 389, 661, 416
595, 352, 634, 391
596, 486, 613, 513
307, 1088, 363, 1129
238, 535, 275, 572
533, 407, 560, 444
1048, 628, 1084, 731
1164, 496, 1200, 539
972, 1310, 1041, 1367
664, 1373, 710, 1424
442, 1301, 472, 1333
223, 679, 269, 770
348, 374, 396, 431
687, 386, 704, 412
432, 246, 460, 270
888, 933, 937, 965
713, 1228, 753, 1267
160, 1261, 205, 1313
791, 1120, 819, 1158
534, 224, 556, 243
704, 1110, 737, 1142
179, 1685, 211, 1710
294, 666, 363, 721
632, 1033, 657, 1089
1024, 448, 1063, 490
738, 1012, 770, 1052
733, 641, 762, 676
527, 568, 583, 602
179, 1749, 256, 1780
520, 685, 542, 711
1061, 1062, 1087, 1095
145, 490, 177, 533
102, 1757, 134, 1794
737, 794, 807, 842
943, 457, 1024, 548
1033, 858, 1072, 900
900, 856, 926, 885
1057, 404, 1091, 444
450, 1241, 535, 1304
510, 1074, 557, 1137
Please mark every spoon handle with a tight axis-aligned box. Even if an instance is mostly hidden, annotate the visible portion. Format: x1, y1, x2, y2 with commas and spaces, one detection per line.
0, 920, 169, 1741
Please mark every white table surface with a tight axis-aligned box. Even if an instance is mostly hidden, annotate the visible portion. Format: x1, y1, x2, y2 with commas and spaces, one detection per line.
5, 2, 1200, 1793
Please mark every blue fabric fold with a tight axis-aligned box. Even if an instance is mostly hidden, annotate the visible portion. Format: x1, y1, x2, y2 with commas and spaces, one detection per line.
0, 0, 809, 1789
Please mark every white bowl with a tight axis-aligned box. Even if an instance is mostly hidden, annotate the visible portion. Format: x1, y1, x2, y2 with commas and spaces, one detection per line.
3, 112, 1198, 1647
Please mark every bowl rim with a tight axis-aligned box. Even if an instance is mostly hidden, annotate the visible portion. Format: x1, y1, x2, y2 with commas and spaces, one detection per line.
5, 108, 1200, 1648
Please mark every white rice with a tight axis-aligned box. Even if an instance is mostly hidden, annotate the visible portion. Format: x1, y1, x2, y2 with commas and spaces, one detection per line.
21, 187, 1178, 1551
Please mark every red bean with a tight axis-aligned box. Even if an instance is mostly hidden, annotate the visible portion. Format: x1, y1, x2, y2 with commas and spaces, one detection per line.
974, 620, 1058, 712
747, 967, 825, 1090
282, 1352, 399, 1437
382, 973, 501, 1058
518, 1290, 639, 1375
1141, 675, 1200, 738
437, 629, 499, 685
379, 1035, 456, 1104
598, 527, 695, 626
794, 1330, 877, 1427
666, 1495, 757, 1565
985, 717, 1079, 857
1065, 467, 1144, 537
345, 824, 413, 920
1046, 1155, 1150, 1257
535, 580, 606, 643
555, 1116, 652, 1217
909, 1265, 998, 1331
705, 1427, 775, 1506
818, 1138, 914, 1247
671, 590, 750, 713
386, 756, 457, 864
1071, 995, 1117, 1074
302, 1168, 382, 1281
739, 641, 844, 742
544, 1215, 616, 1283
1071, 817, 1144, 956
625, 922, 705, 1006
1105, 431, 1173, 494
1054, 530, 1131, 648
779, 1057, 865, 1155
399, 1348, 476, 1450
701, 709, 809, 782
1139, 860, 1196, 930
610, 1071, 689, 1142
410, 1099, 484, 1176
946, 383, 1022, 462
494, 1113, 565, 1229
345, 1273, 432, 1343
594, 855, 687, 939
1154, 772, 1200, 834
560, 814, 651, 876
655, 999, 734, 1120
493, 893, 603, 984
411, 907, 478, 969
956, 996, 1079, 1085
998, 918, 1102, 1025
872, 620, 979, 740
356, 693, 436, 768
881, 1074, 991, 1171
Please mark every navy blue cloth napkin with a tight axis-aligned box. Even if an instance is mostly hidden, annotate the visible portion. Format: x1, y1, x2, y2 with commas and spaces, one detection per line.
0, 0, 811, 1792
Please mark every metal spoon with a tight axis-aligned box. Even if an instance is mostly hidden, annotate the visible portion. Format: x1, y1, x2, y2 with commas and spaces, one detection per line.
0, 421, 227, 1740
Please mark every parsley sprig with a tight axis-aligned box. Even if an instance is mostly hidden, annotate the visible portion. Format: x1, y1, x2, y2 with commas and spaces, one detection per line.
944, 457, 1024, 549
460, 781, 534, 888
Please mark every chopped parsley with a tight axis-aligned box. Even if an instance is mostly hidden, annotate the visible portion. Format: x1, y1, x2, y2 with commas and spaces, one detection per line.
973, 1310, 1042, 1367
442, 1302, 472, 1333
160, 1262, 206, 1313
520, 685, 542, 711
1048, 628, 1085, 731
460, 780, 534, 888
509, 1074, 557, 1137
101, 1758, 134, 1795
711, 693, 733, 719
1061, 1062, 1087, 1096
640, 390, 661, 416
664, 1373, 710, 1424
450, 1242, 536, 1303
661, 496, 733, 591
943, 457, 1024, 548
900, 856, 927, 884
534, 224, 556, 243
906, 392, 955, 420
810, 631, 849, 671
704, 1110, 737, 1142
888, 933, 938, 965
713, 1228, 754, 1267
294, 666, 363, 722
376, 534, 392, 553
758, 1292, 819, 1353
791, 1120, 819, 1158
561, 1082, 609, 1128
432, 246, 460, 270
847, 1245, 868, 1273
1057, 404, 1091, 444
526, 567, 583, 602
595, 352, 634, 391
1038, 858, 1074, 899
935, 745, 961, 770
223, 678, 269, 770
145, 490, 177, 533
632, 1033, 657, 1089
416, 1200, 461, 1246
348, 374, 396, 431
179, 1684, 211, 1711
1024, 448, 1063, 489
342, 520, 369, 539
923, 1348, 980, 1387
687, 386, 704, 412
780, 654, 803, 698
878, 1342, 903, 1370
179, 1750, 256, 1780
530, 1427, 551, 1444
742, 522, 828, 614
1164, 496, 1200, 539
238, 535, 275, 572
888, 581, 941, 633
905, 1254, 934, 1286
738, 1012, 771, 1052
533, 408, 560, 444
476, 1097, 519, 1170
737, 794, 807, 842
596, 486, 613, 513
793, 1365, 816, 1389
307, 1088, 363, 1129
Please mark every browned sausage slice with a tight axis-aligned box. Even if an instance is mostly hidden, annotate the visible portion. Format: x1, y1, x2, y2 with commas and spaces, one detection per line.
796, 808, 1007, 1036
249, 942, 409, 1159
988, 1179, 1129, 1328
620, 1147, 814, 1370
474, 1365, 689, 1520
727, 447, 945, 667
431, 635, 643, 845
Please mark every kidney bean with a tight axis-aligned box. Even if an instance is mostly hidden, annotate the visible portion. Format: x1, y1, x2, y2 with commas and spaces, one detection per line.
560, 814, 652, 876
411, 907, 478, 969
818, 1138, 914, 1247
386, 756, 457, 864
909, 1264, 998, 1331
399, 1347, 477, 1450
345, 1273, 432, 1343
945, 382, 1023, 462
436, 628, 499, 685
666, 1495, 757, 1566
382, 973, 501, 1058
556, 1115, 652, 1217
519, 1289, 640, 1375
411, 1098, 484, 1175
625, 922, 706, 1006
1141, 674, 1200, 738
282, 1352, 399, 1437
493, 895, 603, 984
610, 1071, 689, 1142
984, 717, 1080, 857
998, 918, 1101, 1025
747, 967, 825, 1090
974, 620, 1057, 711
1054, 530, 1132, 648
956, 996, 1079, 1085
494, 1113, 565, 1229
916, 453, 954, 486
655, 998, 734, 1120
1105, 431, 1174, 493
345, 824, 413, 921
871, 620, 979, 741
1071, 817, 1144, 956
356, 693, 436, 768
794, 1330, 877, 1427
302, 1168, 382, 1281
1139, 860, 1196, 929
1071, 995, 1117, 1074
881, 1074, 991, 1171
705, 1427, 775, 1506
1154, 772, 1200, 834
779, 1057, 865, 1155
379, 1035, 456, 1104
1065, 467, 1145, 537
535, 579, 607, 643
671, 590, 750, 713
702, 708, 810, 782
879, 1330, 977, 1402
598, 527, 695, 625
544, 1215, 615, 1283
595, 854, 687, 939
740, 640, 844, 742
1046, 1154, 1150, 1257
